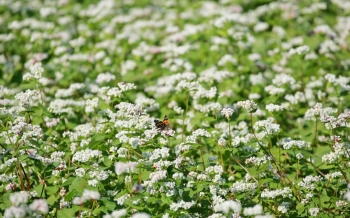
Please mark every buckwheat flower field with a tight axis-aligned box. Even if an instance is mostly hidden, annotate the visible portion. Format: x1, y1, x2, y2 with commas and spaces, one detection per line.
1, 0, 350, 217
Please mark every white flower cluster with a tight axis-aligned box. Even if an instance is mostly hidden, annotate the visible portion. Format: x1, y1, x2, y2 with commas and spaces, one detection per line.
118, 82, 137, 92
230, 181, 258, 193
245, 156, 269, 166
5, 192, 49, 217
304, 103, 337, 120
192, 86, 217, 99
115, 102, 143, 118
309, 208, 320, 217
266, 104, 284, 112
175, 80, 199, 92
55, 83, 85, 98
325, 172, 342, 180
243, 204, 263, 216
10, 192, 29, 206
169, 200, 195, 211
149, 170, 167, 183
253, 118, 280, 136
186, 128, 211, 142
175, 143, 192, 155
194, 101, 222, 113
14, 89, 39, 109
85, 97, 99, 113
325, 74, 350, 91
236, 100, 258, 113
298, 175, 323, 190
73, 189, 100, 205
214, 200, 241, 213
45, 117, 60, 127
272, 74, 296, 86
173, 106, 184, 114
149, 147, 170, 161
221, 108, 234, 119
72, 149, 102, 163
277, 202, 289, 214
206, 165, 224, 175
218, 138, 227, 146
284, 92, 306, 105
95, 72, 116, 84
288, 45, 310, 56
135, 95, 159, 112
103, 209, 127, 218
198, 67, 234, 83
282, 140, 310, 150
89, 170, 109, 181
22, 62, 43, 81
231, 135, 252, 146
218, 54, 237, 66
145, 72, 197, 97
264, 85, 285, 95
115, 162, 138, 175
48, 99, 85, 115
261, 187, 293, 199
322, 151, 339, 164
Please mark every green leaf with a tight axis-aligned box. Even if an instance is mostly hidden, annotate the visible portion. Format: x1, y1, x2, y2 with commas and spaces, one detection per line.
46, 185, 59, 195
34, 184, 45, 198
28, 139, 41, 147
69, 177, 85, 193
101, 197, 116, 211
62, 177, 75, 186
65, 191, 75, 201
104, 156, 113, 167
47, 195, 58, 205
57, 208, 76, 218
296, 203, 306, 213
161, 194, 172, 206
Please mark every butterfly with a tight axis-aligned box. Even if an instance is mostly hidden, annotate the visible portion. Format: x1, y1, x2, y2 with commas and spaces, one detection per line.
154, 115, 169, 131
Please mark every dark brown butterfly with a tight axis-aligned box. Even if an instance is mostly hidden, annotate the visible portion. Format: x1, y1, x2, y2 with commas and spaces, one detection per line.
154, 115, 169, 131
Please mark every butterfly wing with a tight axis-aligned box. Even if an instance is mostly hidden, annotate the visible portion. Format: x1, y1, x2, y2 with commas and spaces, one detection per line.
154, 115, 169, 130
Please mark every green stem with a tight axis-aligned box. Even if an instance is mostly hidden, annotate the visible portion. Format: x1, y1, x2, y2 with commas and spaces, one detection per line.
313, 118, 318, 149
228, 119, 232, 147
200, 148, 206, 171
37, 83, 45, 106
182, 113, 185, 143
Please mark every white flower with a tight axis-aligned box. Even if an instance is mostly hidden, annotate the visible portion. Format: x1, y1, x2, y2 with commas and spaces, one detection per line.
288, 45, 310, 55
254, 119, 280, 135
131, 213, 151, 218
309, 208, 320, 216
115, 162, 138, 175
4, 206, 27, 218
96, 72, 116, 84
175, 80, 199, 92
243, 204, 263, 216
170, 200, 195, 211
237, 100, 258, 113
266, 104, 284, 112
82, 189, 100, 200
254, 22, 269, 32
261, 187, 293, 199
75, 168, 86, 177
173, 106, 184, 114
10, 192, 29, 206
29, 199, 49, 214
14, 89, 40, 109
214, 200, 241, 213
23, 62, 43, 81
221, 108, 234, 119
85, 97, 99, 113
